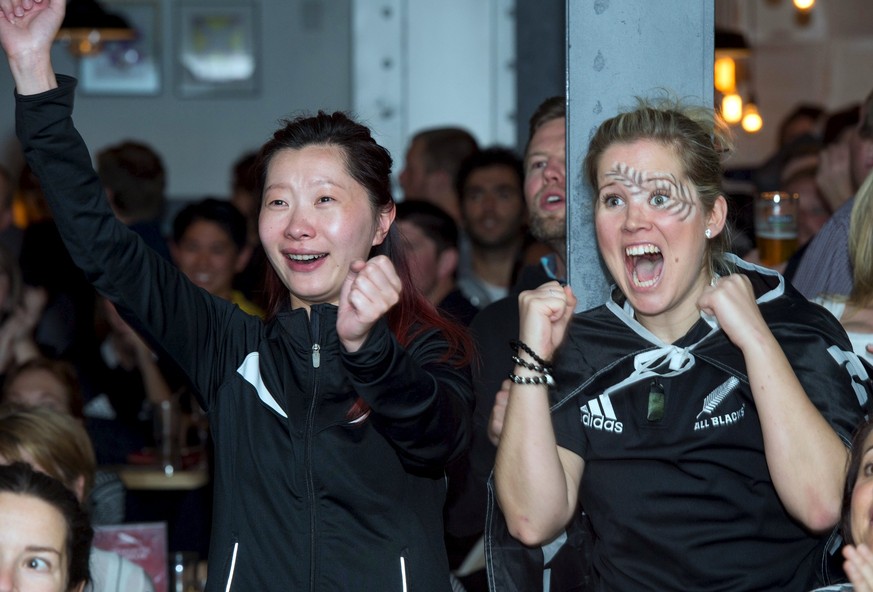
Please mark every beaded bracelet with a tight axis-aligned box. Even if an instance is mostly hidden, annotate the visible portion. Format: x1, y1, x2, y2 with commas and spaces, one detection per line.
509, 339, 552, 369
508, 372, 555, 386
512, 355, 551, 375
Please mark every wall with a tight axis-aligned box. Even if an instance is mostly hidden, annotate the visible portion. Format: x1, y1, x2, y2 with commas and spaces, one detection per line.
2, 1, 870, 198
718, 0, 873, 167
0, 0, 352, 200
352, 0, 516, 197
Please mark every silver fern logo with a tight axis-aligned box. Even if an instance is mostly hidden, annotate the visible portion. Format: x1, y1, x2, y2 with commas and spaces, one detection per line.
696, 377, 739, 419
694, 377, 745, 431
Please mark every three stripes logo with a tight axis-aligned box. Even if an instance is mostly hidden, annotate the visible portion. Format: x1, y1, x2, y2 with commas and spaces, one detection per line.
580, 395, 623, 434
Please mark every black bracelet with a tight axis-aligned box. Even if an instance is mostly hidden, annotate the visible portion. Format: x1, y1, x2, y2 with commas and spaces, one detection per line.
508, 372, 554, 386
509, 339, 552, 369
512, 355, 551, 375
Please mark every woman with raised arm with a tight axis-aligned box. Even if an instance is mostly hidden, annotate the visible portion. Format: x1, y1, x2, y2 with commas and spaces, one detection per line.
0, 1, 473, 590
491, 97, 870, 590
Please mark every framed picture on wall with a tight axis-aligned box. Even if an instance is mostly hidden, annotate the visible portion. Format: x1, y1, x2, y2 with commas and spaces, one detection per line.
174, 2, 259, 99
78, 0, 161, 96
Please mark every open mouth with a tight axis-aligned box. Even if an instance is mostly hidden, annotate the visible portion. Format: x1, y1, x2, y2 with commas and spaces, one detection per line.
626, 244, 663, 288
286, 253, 327, 265
541, 193, 564, 209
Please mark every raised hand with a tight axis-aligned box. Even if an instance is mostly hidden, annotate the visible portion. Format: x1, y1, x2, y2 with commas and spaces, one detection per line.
0, 0, 62, 94
844, 543, 873, 592
0, 285, 45, 371
697, 274, 767, 352
517, 281, 576, 364
336, 255, 401, 352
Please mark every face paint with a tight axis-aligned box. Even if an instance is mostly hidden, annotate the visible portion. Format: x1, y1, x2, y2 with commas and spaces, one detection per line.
595, 140, 717, 341
602, 161, 696, 222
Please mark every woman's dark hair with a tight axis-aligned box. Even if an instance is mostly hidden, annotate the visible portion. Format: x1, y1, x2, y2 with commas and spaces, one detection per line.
172, 197, 249, 251
0, 461, 92, 590
841, 418, 873, 545
254, 112, 474, 415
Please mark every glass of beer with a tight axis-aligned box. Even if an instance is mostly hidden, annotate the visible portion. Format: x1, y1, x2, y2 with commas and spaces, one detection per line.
754, 191, 799, 268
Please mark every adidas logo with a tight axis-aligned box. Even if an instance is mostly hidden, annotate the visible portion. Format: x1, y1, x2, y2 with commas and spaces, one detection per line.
580, 395, 623, 434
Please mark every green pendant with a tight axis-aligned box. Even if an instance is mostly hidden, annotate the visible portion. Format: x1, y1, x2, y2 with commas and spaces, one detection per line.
647, 381, 665, 422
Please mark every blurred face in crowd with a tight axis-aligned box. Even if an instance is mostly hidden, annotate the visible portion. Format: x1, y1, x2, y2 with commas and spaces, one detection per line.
396, 220, 456, 305
398, 138, 429, 200
172, 220, 245, 301
785, 174, 830, 246
4, 370, 70, 415
258, 146, 392, 311
850, 127, 873, 190
461, 165, 526, 249
524, 118, 566, 249
0, 491, 77, 592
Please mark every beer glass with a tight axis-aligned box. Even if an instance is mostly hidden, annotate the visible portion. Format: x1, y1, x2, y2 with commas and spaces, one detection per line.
155, 398, 181, 475
754, 191, 799, 267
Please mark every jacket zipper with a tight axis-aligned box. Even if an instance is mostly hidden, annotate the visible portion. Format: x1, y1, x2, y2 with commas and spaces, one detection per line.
399, 548, 409, 592
224, 541, 238, 592
306, 307, 321, 591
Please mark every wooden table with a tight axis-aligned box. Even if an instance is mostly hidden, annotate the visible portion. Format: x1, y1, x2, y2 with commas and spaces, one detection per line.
118, 465, 209, 491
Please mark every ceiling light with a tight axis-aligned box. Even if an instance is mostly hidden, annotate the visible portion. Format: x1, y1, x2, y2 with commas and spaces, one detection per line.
721, 94, 743, 125
741, 102, 763, 133
55, 0, 136, 57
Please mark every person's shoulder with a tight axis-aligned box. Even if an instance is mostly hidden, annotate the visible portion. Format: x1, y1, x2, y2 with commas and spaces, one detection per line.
438, 289, 478, 326
811, 294, 847, 319
89, 548, 154, 591
231, 290, 265, 318
834, 195, 856, 221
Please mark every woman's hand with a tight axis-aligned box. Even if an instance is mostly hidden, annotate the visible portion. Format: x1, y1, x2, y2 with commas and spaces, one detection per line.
844, 544, 873, 591
0, 285, 45, 370
697, 274, 767, 352
337, 255, 401, 352
487, 379, 511, 447
517, 281, 576, 363
0, 0, 62, 94
700, 273, 848, 530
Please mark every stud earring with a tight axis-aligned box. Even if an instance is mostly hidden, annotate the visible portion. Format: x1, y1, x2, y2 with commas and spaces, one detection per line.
704, 228, 712, 239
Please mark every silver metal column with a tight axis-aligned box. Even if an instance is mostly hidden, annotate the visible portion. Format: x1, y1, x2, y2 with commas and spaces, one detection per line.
566, 0, 715, 310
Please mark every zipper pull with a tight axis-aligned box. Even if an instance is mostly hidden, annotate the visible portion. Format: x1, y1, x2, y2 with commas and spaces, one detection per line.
311, 343, 321, 368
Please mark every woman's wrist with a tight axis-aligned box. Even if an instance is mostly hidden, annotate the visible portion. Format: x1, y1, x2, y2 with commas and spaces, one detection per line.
9, 50, 56, 95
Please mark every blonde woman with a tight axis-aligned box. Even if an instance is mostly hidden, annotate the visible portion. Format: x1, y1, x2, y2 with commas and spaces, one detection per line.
814, 169, 873, 363
491, 98, 870, 590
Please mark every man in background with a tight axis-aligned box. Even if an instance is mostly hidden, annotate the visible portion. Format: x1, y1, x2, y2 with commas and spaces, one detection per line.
399, 126, 478, 223
792, 87, 873, 298
455, 147, 528, 309
171, 197, 262, 317
97, 140, 172, 262
443, 96, 571, 591
395, 200, 477, 326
